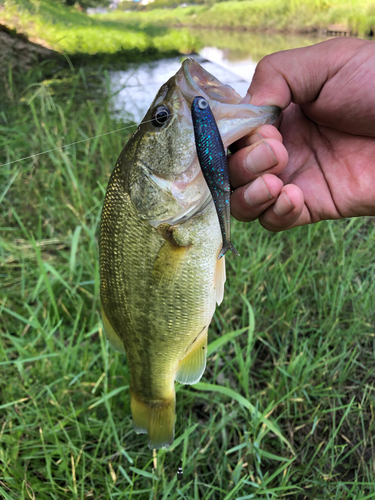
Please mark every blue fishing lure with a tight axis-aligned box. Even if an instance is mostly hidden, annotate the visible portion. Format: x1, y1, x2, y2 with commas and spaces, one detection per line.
191, 96, 239, 259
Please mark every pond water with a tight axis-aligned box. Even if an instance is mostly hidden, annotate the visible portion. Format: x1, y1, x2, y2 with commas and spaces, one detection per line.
109, 30, 326, 123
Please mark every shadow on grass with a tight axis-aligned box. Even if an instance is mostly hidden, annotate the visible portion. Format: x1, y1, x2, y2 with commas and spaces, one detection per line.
68, 46, 181, 68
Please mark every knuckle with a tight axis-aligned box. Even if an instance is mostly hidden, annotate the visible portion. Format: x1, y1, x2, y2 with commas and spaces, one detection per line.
257, 53, 278, 73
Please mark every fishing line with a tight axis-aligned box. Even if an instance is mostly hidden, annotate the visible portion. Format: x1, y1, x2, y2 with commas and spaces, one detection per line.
0, 115, 167, 168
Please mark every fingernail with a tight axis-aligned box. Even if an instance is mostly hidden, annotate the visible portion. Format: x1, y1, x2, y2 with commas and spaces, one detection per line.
274, 192, 294, 216
244, 177, 273, 206
245, 141, 277, 174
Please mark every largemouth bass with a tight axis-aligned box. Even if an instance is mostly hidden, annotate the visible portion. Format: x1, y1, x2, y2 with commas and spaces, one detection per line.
192, 96, 239, 259
100, 58, 280, 449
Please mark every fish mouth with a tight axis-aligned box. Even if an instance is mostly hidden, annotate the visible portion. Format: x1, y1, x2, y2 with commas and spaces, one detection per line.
180, 58, 243, 106
180, 57, 280, 147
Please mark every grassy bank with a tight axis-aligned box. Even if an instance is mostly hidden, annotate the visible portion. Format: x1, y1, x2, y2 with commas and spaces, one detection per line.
2, 65, 375, 497
103, 0, 375, 37
1, 0, 374, 65
0, 0, 199, 60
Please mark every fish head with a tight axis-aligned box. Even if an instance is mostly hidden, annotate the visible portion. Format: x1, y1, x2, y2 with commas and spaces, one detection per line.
128, 58, 280, 226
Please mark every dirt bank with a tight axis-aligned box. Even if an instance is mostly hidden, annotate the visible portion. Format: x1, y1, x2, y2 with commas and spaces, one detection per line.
0, 22, 61, 79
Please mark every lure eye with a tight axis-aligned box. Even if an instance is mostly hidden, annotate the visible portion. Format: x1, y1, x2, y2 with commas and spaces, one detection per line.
152, 105, 171, 127
197, 98, 208, 110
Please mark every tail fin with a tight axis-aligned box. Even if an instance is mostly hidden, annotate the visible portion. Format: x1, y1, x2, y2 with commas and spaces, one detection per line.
130, 390, 175, 449
218, 241, 240, 260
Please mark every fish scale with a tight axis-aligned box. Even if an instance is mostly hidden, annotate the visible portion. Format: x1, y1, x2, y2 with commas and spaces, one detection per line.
192, 96, 239, 259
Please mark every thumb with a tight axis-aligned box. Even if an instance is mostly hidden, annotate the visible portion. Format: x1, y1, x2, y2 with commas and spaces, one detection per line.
246, 38, 363, 109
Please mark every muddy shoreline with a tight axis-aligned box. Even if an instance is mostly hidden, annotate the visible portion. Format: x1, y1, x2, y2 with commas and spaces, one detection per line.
0, 23, 62, 78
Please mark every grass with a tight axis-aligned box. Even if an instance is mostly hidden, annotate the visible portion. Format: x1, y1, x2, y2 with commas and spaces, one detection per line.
2, 58, 375, 498
104, 0, 375, 37
180, 29, 328, 61
2, 0, 374, 67
0, 0, 200, 59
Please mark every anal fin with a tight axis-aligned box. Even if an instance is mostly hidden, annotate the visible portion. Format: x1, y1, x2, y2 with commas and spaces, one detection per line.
101, 305, 125, 353
175, 326, 208, 385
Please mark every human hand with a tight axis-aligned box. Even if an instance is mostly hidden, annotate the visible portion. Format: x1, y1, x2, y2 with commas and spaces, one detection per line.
229, 37, 375, 230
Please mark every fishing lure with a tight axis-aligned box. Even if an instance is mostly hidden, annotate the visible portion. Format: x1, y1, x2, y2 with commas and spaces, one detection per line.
191, 96, 239, 259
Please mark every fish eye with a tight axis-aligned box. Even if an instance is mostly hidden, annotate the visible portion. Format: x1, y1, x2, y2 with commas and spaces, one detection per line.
152, 105, 171, 127
197, 98, 208, 110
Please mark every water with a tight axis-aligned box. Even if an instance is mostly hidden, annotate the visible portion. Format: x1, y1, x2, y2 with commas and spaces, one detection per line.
109, 30, 325, 123
109, 54, 252, 123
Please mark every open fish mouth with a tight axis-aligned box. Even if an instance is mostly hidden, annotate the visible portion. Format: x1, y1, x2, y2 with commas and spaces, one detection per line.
180, 58, 243, 106
180, 58, 280, 147
147, 58, 280, 227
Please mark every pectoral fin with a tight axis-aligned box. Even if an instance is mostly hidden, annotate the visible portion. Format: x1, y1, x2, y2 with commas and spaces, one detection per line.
175, 326, 208, 385
153, 238, 190, 285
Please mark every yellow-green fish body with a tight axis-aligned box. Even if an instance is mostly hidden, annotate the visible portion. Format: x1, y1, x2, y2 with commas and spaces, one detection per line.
100, 59, 280, 449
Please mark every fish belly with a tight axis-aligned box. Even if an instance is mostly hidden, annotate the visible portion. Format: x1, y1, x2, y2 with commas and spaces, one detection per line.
100, 171, 222, 448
